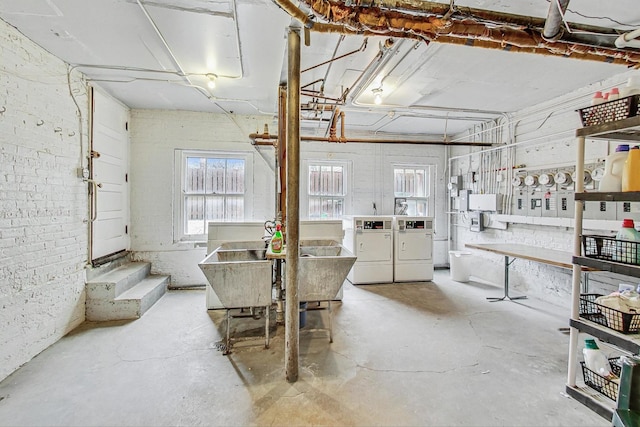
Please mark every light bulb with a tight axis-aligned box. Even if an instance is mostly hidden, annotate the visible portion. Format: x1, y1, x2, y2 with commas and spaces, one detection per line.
206, 73, 217, 89
374, 92, 382, 105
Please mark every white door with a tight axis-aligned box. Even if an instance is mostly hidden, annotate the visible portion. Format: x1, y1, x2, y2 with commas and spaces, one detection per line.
90, 87, 130, 261
396, 232, 432, 261
355, 232, 392, 262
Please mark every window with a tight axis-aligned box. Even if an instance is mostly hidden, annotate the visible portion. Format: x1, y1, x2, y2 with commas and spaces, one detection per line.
394, 165, 430, 216
177, 151, 251, 239
308, 163, 346, 219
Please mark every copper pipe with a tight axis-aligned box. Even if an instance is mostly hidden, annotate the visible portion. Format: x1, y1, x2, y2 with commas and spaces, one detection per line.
249, 133, 492, 146
301, 102, 336, 111
278, 85, 287, 225
301, 39, 367, 73
276, 0, 640, 65
300, 90, 344, 101
328, 108, 340, 142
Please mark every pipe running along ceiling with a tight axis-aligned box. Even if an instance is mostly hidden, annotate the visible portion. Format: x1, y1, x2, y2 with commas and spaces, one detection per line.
285, 0, 640, 66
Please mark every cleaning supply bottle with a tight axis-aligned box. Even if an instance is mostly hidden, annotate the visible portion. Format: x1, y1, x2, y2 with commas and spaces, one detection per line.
599, 144, 629, 192
591, 91, 605, 105
622, 146, 640, 191
583, 339, 612, 378
615, 219, 640, 264
270, 224, 283, 253
609, 87, 621, 101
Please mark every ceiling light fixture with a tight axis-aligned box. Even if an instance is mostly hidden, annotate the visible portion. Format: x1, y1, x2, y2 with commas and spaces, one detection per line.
206, 73, 218, 89
372, 87, 383, 105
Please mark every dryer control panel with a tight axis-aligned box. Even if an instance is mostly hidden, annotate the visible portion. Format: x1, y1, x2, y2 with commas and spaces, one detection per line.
357, 219, 392, 230
397, 219, 433, 231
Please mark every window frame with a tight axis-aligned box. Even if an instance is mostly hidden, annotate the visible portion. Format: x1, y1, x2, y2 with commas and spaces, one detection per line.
392, 163, 432, 217
302, 159, 351, 220
174, 149, 253, 241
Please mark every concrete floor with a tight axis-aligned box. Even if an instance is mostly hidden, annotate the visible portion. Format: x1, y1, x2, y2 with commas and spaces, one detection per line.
0, 270, 608, 427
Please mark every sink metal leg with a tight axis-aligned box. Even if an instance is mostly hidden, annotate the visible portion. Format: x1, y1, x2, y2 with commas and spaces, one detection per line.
225, 309, 231, 355
265, 305, 270, 349
328, 300, 333, 343
275, 259, 284, 325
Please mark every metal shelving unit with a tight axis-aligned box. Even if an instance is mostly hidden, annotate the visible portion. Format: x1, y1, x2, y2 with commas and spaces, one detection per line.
568, 116, 640, 420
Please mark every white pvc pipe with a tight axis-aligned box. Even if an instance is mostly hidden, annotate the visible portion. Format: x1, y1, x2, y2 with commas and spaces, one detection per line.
615, 28, 640, 48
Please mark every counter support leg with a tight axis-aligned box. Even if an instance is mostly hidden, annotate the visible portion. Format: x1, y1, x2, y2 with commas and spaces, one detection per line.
487, 255, 527, 302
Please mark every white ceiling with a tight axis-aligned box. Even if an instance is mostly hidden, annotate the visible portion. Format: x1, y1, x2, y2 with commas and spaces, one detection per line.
1, 0, 639, 139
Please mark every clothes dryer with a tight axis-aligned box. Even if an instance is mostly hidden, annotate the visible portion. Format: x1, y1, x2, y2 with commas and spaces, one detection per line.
393, 216, 433, 282
342, 216, 394, 284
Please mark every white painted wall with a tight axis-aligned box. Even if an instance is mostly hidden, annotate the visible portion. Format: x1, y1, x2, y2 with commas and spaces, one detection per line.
4, 8, 636, 383
129, 110, 449, 285
450, 69, 640, 308
0, 19, 89, 381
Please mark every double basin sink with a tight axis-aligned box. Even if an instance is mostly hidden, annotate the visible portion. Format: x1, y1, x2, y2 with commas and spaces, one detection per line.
198, 240, 356, 309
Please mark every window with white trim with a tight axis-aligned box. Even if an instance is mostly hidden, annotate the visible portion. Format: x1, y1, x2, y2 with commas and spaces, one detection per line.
307, 162, 346, 219
394, 165, 430, 216
176, 150, 251, 240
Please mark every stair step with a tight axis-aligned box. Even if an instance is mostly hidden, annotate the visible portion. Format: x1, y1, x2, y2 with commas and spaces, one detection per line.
86, 275, 169, 321
86, 262, 151, 299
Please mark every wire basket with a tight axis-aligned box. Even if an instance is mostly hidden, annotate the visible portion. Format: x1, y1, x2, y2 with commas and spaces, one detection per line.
582, 234, 640, 266
581, 357, 621, 401
578, 95, 640, 127
579, 293, 640, 334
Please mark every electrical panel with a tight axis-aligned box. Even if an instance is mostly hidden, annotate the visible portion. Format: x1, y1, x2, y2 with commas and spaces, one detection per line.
511, 189, 528, 215
458, 189, 471, 212
584, 200, 616, 221
468, 194, 503, 212
618, 202, 640, 223
470, 211, 484, 232
556, 189, 574, 218
541, 190, 557, 218
448, 175, 462, 196
527, 189, 543, 217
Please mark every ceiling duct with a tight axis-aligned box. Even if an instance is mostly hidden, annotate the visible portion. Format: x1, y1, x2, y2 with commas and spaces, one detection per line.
275, 0, 640, 66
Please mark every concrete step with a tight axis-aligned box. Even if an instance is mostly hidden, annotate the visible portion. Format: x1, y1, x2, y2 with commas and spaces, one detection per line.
86, 262, 151, 300
86, 275, 169, 321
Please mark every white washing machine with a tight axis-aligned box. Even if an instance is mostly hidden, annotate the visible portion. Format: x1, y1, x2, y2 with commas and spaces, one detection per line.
393, 216, 434, 282
342, 215, 394, 284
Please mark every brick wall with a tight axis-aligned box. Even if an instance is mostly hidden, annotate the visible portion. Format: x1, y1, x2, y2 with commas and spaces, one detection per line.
0, 19, 89, 381
129, 110, 449, 284
451, 69, 640, 308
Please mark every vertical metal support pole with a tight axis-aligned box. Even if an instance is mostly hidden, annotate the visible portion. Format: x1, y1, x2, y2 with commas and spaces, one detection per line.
504, 255, 509, 297
285, 26, 301, 384
568, 135, 585, 387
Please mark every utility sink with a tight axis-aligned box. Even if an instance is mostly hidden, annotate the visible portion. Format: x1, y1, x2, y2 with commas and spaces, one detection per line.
198, 239, 357, 308
298, 240, 356, 301
198, 241, 272, 309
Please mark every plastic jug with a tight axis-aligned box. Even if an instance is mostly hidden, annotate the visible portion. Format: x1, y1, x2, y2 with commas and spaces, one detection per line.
270, 224, 283, 253
615, 219, 640, 264
583, 339, 612, 378
591, 91, 605, 105
599, 144, 629, 192
622, 146, 640, 191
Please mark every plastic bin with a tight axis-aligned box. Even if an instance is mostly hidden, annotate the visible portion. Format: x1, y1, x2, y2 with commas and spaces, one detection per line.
449, 250, 472, 282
